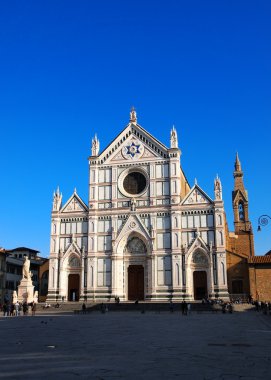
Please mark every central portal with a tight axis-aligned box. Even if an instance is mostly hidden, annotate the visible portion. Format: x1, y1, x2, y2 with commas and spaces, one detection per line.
128, 265, 144, 300
68, 274, 80, 301
193, 271, 207, 300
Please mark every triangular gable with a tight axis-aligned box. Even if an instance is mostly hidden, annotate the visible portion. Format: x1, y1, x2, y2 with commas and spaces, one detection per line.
232, 189, 248, 203
181, 184, 213, 205
187, 235, 210, 257
91, 123, 169, 164
115, 214, 151, 243
62, 240, 82, 259
61, 192, 88, 213
110, 135, 162, 162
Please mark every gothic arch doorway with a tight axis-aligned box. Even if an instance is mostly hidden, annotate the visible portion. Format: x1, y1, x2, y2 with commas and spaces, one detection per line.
125, 236, 146, 301
68, 274, 80, 301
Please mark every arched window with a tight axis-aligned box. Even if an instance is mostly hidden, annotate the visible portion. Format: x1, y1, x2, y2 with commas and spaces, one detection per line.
174, 217, 178, 228
238, 202, 245, 221
219, 231, 224, 246
175, 233, 178, 247
90, 237, 94, 250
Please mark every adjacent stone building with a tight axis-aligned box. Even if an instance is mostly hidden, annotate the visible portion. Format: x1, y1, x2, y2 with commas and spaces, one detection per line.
47, 109, 229, 302
225, 154, 271, 302
39, 259, 49, 302
248, 254, 271, 301
0, 248, 8, 303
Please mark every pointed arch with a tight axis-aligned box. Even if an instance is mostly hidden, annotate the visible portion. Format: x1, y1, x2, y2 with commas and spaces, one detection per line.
219, 231, 224, 245
90, 237, 94, 250
174, 216, 178, 228
175, 233, 179, 247
217, 214, 222, 226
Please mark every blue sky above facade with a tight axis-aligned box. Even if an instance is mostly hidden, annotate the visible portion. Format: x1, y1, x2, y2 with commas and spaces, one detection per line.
1, 1, 271, 256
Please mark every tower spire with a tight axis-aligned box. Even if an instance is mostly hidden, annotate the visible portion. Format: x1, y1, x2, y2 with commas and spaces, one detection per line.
235, 152, 242, 172
232, 154, 253, 239
233, 153, 245, 192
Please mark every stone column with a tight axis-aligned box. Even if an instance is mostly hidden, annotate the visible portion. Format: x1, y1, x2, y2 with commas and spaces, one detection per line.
80, 255, 85, 300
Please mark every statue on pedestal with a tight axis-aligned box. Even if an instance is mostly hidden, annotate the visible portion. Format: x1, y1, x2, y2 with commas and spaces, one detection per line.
17, 256, 38, 304
23, 256, 32, 280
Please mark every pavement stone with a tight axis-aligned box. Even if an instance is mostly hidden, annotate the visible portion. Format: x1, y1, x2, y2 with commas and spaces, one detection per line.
0, 310, 271, 379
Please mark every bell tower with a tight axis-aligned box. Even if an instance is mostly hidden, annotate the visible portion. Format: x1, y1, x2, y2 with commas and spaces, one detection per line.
232, 153, 254, 256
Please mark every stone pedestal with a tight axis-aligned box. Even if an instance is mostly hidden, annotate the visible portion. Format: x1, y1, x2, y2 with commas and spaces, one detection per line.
17, 278, 38, 303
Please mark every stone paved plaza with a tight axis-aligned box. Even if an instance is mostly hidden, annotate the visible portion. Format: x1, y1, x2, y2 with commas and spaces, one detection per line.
1, 309, 271, 379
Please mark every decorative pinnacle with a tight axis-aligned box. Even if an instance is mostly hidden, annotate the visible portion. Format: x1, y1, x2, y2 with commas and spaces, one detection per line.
170, 125, 178, 148
91, 134, 100, 156
130, 107, 137, 123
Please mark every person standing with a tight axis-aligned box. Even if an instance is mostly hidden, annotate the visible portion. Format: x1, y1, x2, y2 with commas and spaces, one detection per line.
15, 301, 19, 317
23, 302, 28, 315
31, 302, 36, 316
3, 303, 7, 317
181, 301, 185, 315
183, 301, 188, 316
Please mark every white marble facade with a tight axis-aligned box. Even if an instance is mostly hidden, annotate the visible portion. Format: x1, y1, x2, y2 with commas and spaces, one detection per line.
47, 110, 229, 302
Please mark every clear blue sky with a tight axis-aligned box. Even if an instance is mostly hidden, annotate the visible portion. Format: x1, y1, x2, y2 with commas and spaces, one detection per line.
1, 1, 271, 257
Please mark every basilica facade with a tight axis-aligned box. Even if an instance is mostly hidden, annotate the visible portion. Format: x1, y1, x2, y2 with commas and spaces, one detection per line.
47, 109, 229, 302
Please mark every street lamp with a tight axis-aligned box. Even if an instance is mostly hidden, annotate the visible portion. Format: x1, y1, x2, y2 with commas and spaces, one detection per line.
257, 215, 271, 232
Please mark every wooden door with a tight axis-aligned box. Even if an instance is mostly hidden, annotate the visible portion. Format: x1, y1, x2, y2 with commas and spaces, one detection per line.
128, 265, 144, 300
68, 274, 80, 301
193, 271, 207, 300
